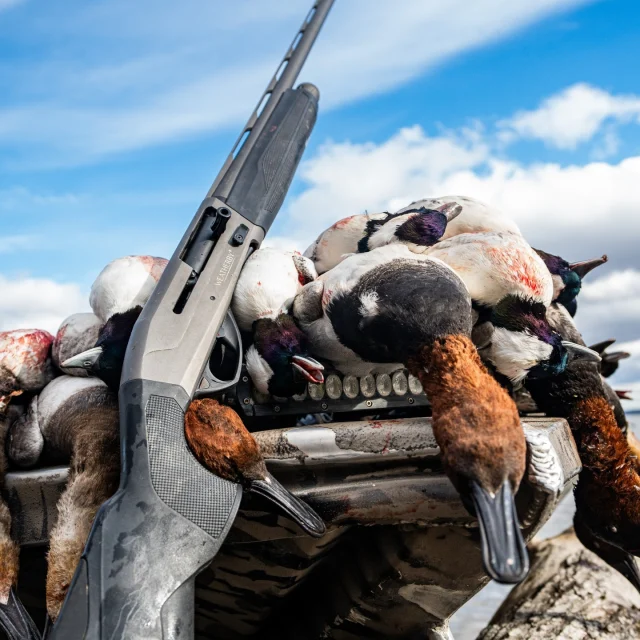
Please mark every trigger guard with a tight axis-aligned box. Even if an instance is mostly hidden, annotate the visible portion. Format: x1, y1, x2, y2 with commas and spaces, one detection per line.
194, 310, 243, 397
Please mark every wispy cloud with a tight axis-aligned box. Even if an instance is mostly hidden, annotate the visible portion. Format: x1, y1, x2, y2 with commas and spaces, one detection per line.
0, 273, 87, 333
270, 118, 640, 276
499, 83, 640, 150
0, 0, 596, 166
0, 187, 78, 211
0, 235, 37, 253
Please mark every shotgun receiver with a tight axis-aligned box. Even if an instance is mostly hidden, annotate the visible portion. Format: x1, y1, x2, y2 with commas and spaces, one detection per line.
49, 2, 334, 638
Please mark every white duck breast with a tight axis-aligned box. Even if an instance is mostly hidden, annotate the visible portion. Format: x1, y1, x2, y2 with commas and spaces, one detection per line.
90, 255, 168, 322
303, 212, 388, 274
425, 231, 554, 307
231, 247, 317, 332
397, 195, 521, 239
0, 329, 55, 399
7, 376, 110, 468
53, 313, 103, 377
294, 244, 469, 376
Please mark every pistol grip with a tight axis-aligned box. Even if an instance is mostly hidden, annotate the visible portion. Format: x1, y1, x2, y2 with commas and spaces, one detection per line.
49, 380, 242, 640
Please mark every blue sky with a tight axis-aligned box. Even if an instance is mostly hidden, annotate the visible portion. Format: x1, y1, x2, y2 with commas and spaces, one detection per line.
2, 0, 640, 402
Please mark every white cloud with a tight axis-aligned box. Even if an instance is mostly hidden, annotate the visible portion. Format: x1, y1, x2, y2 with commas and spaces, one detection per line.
0, 0, 595, 164
270, 125, 489, 248
271, 123, 640, 266
576, 269, 640, 357
0, 274, 88, 334
499, 83, 640, 149
0, 235, 36, 254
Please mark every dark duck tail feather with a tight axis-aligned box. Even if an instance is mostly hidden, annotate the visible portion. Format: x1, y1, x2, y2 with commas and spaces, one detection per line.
248, 475, 326, 538
0, 588, 41, 640
470, 480, 529, 584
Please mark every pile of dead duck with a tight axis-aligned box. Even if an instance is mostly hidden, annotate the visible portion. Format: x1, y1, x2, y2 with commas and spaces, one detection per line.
1, 194, 638, 640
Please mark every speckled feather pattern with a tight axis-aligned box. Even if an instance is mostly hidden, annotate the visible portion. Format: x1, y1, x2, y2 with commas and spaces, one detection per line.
0, 406, 21, 602
524, 307, 640, 553
572, 397, 640, 552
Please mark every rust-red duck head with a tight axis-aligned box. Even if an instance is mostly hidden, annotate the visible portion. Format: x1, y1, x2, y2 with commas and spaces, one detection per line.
184, 398, 325, 538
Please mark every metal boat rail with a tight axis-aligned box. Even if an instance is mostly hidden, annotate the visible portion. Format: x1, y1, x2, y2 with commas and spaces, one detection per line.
6, 415, 580, 639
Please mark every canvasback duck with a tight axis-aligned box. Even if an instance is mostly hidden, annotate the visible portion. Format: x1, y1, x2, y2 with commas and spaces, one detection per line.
185, 398, 325, 537
293, 244, 529, 583
525, 304, 640, 590
61, 317, 328, 547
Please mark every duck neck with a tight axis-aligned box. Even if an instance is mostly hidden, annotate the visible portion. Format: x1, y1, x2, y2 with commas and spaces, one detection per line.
570, 396, 635, 482
409, 334, 524, 492
572, 396, 640, 543
411, 334, 506, 414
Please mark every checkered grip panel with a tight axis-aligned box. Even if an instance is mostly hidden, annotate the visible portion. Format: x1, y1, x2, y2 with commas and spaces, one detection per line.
146, 395, 238, 538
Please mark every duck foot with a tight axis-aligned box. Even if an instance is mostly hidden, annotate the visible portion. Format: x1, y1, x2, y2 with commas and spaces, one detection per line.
249, 475, 326, 538
471, 480, 529, 584
0, 587, 41, 640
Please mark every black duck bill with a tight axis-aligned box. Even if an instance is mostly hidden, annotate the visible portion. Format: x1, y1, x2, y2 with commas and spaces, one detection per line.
562, 341, 602, 364
61, 346, 103, 371
471, 480, 529, 584
574, 515, 640, 593
569, 255, 608, 279
248, 474, 326, 538
0, 587, 41, 640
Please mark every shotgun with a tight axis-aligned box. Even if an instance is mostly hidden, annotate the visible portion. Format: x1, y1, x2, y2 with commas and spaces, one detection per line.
49, 2, 334, 638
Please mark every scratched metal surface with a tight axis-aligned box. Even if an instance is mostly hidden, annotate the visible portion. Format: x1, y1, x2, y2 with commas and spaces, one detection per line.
4, 416, 580, 639
196, 416, 580, 639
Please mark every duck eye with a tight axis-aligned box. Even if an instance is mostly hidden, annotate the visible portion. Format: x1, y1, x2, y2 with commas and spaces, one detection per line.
609, 525, 618, 534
